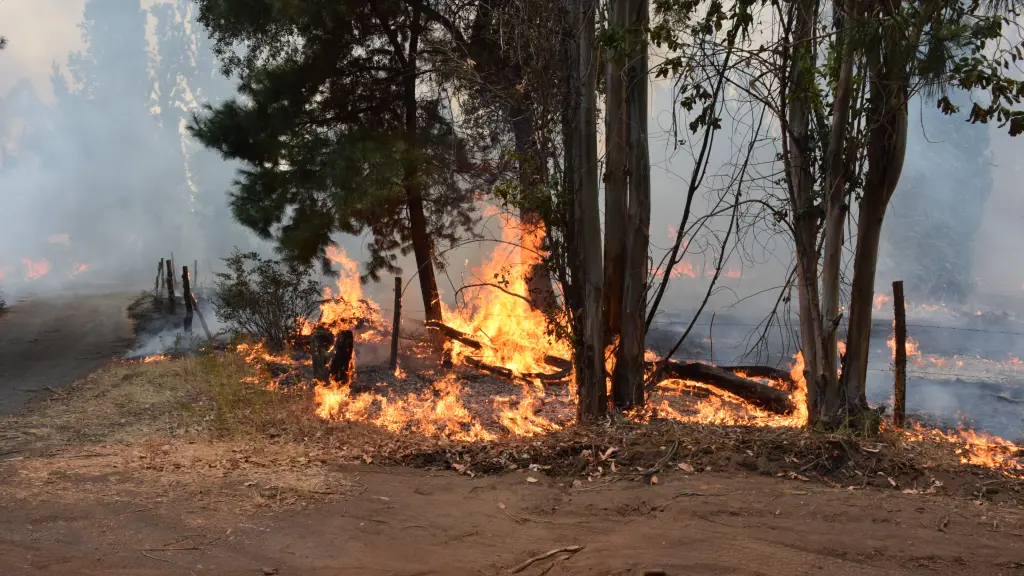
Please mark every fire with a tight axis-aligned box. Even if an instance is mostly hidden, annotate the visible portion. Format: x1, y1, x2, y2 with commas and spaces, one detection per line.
725, 267, 742, 279
887, 335, 921, 358
301, 246, 386, 342
0, 267, 7, 280
224, 218, 1021, 479
69, 263, 91, 278
23, 258, 50, 280
442, 216, 572, 375
873, 293, 891, 312
902, 423, 1022, 478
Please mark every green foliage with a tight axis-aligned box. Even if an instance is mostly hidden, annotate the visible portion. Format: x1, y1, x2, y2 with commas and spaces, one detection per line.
213, 250, 322, 352
190, 0, 485, 282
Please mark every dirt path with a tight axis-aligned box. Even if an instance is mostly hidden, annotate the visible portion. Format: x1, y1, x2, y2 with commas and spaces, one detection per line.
0, 292, 135, 413
1, 464, 1022, 575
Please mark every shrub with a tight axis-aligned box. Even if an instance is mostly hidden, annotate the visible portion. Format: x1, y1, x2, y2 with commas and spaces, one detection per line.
213, 250, 322, 352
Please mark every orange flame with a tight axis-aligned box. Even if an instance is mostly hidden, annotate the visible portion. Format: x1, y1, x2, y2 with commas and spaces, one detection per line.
23, 258, 50, 280
69, 263, 91, 278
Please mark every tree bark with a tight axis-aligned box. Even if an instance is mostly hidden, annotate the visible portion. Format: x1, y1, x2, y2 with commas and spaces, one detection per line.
567, 0, 606, 421
612, 0, 650, 410
840, 37, 909, 411
401, 5, 445, 354
602, 0, 628, 352
784, 0, 823, 424
819, 0, 856, 418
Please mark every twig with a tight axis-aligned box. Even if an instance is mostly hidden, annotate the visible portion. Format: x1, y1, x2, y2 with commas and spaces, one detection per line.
142, 546, 202, 552
507, 545, 585, 574
141, 551, 184, 566
693, 510, 738, 527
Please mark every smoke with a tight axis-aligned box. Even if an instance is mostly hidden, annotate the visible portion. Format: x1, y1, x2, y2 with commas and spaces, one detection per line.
1, 2, 1020, 436
0, 0, 269, 302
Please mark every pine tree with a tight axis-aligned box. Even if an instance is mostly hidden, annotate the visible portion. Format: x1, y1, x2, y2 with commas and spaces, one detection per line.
189, 0, 486, 332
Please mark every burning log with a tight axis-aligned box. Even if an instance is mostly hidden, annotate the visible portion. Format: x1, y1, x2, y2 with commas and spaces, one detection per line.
424, 320, 482, 350
311, 326, 335, 382
721, 365, 796, 390
329, 329, 355, 385
651, 361, 794, 414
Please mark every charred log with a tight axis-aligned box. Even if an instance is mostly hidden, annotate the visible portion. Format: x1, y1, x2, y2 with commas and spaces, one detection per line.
721, 365, 796, 390
329, 330, 355, 385
424, 320, 482, 350
311, 326, 335, 383
463, 357, 570, 385
650, 361, 794, 414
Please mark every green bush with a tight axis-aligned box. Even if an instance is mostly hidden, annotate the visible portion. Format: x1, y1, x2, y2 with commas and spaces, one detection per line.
213, 250, 322, 352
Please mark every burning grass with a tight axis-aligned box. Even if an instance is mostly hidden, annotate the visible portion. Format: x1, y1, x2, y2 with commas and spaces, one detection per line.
2, 352, 1021, 513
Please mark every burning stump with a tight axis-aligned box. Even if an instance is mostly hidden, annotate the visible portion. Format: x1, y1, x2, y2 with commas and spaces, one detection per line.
329, 330, 355, 385
310, 326, 335, 383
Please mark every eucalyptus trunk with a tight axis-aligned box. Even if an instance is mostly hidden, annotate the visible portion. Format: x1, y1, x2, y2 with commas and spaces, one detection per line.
602, 0, 627, 353
785, 0, 825, 423
612, 0, 650, 409
566, 0, 606, 420
841, 40, 909, 410
819, 0, 856, 419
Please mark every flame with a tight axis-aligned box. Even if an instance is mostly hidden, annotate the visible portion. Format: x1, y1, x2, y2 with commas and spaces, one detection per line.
725, 267, 742, 279
0, 267, 7, 280
69, 263, 91, 278
23, 258, 50, 280
224, 218, 1020, 479
873, 294, 891, 312
441, 216, 572, 376
887, 334, 921, 358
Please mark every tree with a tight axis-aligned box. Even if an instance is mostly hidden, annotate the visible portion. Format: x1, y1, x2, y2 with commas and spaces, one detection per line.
563, 0, 607, 420
189, 0, 486, 349
604, 0, 651, 409
652, 0, 1023, 427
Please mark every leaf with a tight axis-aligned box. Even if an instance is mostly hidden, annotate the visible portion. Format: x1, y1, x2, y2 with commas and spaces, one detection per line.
888, 477, 898, 488
572, 480, 582, 488
649, 475, 659, 485
677, 462, 695, 473
526, 476, 538, 483
497, 502, 506, 510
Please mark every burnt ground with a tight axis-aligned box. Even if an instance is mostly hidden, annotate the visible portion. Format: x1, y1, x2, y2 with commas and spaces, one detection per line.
0, 291, 135, 414
0, 296, 1023, 575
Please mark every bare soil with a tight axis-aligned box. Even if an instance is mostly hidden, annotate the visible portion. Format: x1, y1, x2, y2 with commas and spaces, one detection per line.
1, 317, 1023, 574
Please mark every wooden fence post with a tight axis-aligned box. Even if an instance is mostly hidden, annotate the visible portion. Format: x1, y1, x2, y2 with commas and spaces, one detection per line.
165, 259, 176, 314
155, 258, 164, 299
390, 276, 402, 371
182, 266, 194, 334
892, 280, 907, 428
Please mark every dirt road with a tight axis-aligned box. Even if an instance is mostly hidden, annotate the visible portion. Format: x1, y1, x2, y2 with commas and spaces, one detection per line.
1, 462, 1022, 575
0, 292, 135, 413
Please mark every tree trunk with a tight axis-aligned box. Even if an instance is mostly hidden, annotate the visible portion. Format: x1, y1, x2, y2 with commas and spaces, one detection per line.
402, 6, 445, 353
819, 0, 856, 418
841, 109, 908, 409
567, 0, 606, 421
785, 0, 823, 424
509, 110, 557, 312
602, 0, 628, 352
612, 0, 649, 410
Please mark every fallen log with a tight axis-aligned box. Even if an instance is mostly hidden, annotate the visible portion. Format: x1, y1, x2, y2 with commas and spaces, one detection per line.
651, 361, 794, 414
721, 365, 796, 390
424, 320, 482, 350
463, 357, 570, 385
